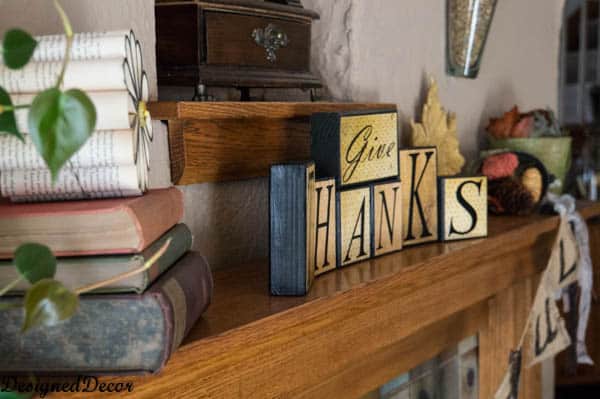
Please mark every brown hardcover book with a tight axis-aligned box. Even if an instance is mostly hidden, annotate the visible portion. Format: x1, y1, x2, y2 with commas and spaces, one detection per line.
0, 251, 213, 375
0, 188, 183, 259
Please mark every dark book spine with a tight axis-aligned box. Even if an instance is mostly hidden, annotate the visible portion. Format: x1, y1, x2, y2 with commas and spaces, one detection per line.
149, 251, 213, 373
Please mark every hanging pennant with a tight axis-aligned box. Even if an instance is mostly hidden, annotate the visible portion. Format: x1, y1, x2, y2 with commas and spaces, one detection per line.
528, 283, 571, 367
494, 350, 522, 399
546, 193, 595, 365
543, 217, 579, 292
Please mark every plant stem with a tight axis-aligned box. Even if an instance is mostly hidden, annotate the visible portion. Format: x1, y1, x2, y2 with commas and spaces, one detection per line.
75, 239, 172, 295
53, 0, 73, 88
0, 276, 23, 297
0, 104, 30, 114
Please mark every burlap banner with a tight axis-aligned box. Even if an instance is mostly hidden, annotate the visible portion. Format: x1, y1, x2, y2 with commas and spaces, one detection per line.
494, 350, 522, 399
494, 212, 586, 398
543, 217, 579, 293
528, 282, 571, 367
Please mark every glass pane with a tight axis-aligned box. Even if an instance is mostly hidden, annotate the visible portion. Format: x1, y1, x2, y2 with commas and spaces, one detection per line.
567, 10, 581, 52
588, 19, 598, 50
587, 50, 597, 81
567, 53, 579, 84
588, 0, 599, 22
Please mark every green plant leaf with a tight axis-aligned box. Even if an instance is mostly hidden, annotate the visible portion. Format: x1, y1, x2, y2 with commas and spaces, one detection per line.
28, 88, 96, 180
0, 391, 33, 399
14, 243, 57, 284
22, 279, 78, 333
0, 87, 23, 141
2, 29, 37, 69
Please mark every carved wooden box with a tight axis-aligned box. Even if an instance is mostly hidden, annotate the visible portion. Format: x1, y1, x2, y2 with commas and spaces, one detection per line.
155, 0, 321, 91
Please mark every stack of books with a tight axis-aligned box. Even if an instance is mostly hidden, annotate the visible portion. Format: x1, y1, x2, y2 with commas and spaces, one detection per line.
0, 32, 213, 375
0, 188, 212, 375
0, 189, 213, 374
0, 30, 152, 202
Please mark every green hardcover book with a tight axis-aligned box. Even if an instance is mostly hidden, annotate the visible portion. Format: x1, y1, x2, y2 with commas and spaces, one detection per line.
0, 251, 213, 375
0, 224, 193, 294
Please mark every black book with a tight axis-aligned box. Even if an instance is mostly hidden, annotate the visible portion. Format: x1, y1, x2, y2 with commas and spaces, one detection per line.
269, 162, 316, 296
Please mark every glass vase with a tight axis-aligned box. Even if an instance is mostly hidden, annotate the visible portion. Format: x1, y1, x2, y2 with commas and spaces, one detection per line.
447, 0, 498, 79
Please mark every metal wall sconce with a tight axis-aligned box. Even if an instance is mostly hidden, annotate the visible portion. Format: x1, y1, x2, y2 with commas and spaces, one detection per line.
447, 0, 498, 79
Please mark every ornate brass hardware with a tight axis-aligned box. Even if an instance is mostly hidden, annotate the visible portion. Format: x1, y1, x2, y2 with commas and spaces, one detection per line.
252, 24, 289, 63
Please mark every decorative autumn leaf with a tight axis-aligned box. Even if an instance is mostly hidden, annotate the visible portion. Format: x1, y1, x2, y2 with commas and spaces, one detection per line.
486, 106, 520, 139
22, 279, 78, 333
410, 77, 465, 176
511, 115, 534, 138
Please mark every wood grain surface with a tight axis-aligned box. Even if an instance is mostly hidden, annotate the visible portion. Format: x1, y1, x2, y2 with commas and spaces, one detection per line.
204, 11, 310, 70
54, 202, 600, 398
148, 102, 395, 184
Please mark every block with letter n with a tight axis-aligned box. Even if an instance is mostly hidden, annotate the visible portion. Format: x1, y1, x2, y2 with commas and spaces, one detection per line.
269, 162, 316, 296
372, 179, 403, 256
313, 178, 337, 276
337, 186, 371, 267
438, 176, 488, 242
400, 147, 438, 246
311, 110, 399, 188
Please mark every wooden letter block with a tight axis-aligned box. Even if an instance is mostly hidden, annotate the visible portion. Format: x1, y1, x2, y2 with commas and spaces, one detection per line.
337, 187, 371, 267
311, 110, 399, 187
270, 162, 316, 296
400, 147, 438, 246
438, 176, 488, 242
313, 178, 337, 276
372, 180, 403, 257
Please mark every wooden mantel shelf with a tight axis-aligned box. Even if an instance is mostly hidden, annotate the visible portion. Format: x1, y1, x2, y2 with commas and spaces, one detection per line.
148, 101, 395, 185
63, 203, 600, 398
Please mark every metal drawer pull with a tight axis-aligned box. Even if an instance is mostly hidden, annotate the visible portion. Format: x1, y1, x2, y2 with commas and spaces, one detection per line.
252, 24, 289, 63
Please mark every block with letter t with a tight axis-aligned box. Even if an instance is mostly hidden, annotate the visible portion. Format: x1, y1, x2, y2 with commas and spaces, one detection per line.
399, 147, 438, 246
438, 176, 488, 242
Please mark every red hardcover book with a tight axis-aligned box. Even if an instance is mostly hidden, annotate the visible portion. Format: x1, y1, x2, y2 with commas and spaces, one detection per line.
0, 188, 183, 259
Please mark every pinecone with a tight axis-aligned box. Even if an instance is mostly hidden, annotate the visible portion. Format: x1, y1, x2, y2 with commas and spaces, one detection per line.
488, 177, 535, 215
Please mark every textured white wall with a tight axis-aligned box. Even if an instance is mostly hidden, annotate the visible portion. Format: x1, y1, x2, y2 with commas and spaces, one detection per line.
304, 0, 565, 160
0, 0, 565, 275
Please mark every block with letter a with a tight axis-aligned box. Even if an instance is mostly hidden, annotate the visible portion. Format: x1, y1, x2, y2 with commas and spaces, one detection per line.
313, 178, 337, 276
438, 176, 488, 241
400, 147, 438, 246
337, 186, 371, 267
372, 180, 403, 256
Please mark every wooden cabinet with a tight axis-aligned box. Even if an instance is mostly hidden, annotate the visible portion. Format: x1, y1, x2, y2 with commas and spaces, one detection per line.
204, 11, 310, 70
155, 0, 321, 90
58, 202, 600, 399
